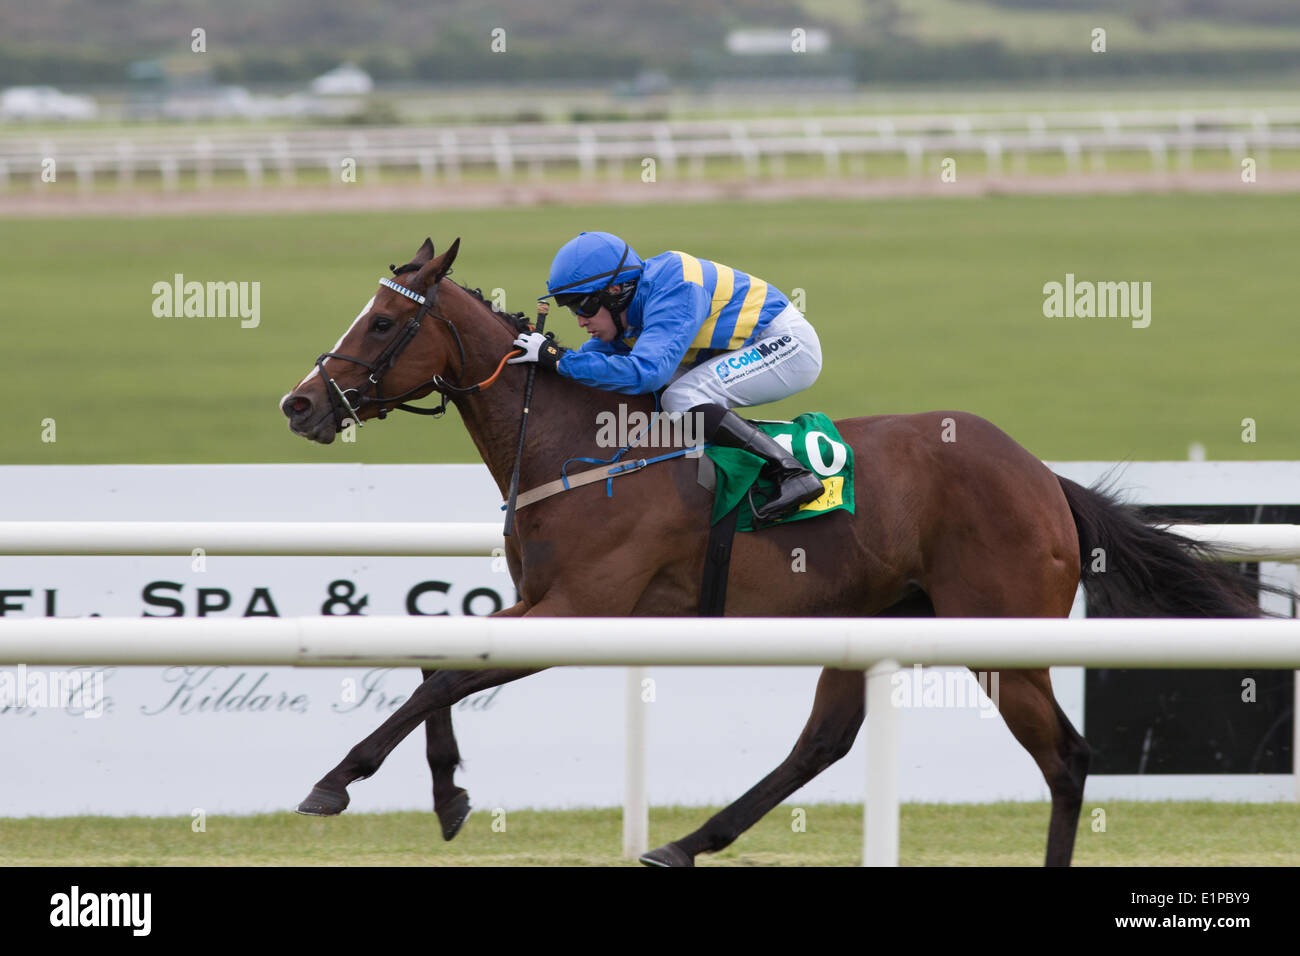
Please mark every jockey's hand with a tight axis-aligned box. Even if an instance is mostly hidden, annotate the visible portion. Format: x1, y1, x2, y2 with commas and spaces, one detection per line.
508, 331, 567, 370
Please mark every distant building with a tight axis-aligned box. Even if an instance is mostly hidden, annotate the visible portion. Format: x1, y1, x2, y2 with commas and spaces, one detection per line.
310, 64, 374, 97
0, 86, 98, 121
725, 28, 830, 55
702, 28, 846, 91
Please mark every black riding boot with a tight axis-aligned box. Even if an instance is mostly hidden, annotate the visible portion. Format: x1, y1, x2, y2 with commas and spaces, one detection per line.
698, 406, 825, 521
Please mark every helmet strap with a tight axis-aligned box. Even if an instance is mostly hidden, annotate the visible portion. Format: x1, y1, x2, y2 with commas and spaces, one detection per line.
600, 242, 636, 336
605, 284, 631, 336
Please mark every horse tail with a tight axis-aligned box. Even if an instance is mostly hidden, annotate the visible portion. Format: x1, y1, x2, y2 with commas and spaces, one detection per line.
1056, 475, 1295, 618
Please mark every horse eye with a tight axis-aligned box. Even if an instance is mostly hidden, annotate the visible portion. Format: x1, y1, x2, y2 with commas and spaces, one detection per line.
372, 317, 394, 333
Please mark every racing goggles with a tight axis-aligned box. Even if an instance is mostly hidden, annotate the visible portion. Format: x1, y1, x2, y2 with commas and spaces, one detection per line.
547, 241, 642, 319
556, 291, 604, 318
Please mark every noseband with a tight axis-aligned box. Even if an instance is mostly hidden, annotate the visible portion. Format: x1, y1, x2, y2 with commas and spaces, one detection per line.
314, 272, 473, 429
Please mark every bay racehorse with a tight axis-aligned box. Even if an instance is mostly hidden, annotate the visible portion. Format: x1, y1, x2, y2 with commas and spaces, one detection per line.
280, 237, 1279, 866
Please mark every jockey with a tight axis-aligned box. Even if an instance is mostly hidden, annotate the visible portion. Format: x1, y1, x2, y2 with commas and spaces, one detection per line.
508, 230, 825, 521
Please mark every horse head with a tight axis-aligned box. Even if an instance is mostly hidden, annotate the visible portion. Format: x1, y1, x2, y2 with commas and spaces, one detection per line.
280, 237, 469, 443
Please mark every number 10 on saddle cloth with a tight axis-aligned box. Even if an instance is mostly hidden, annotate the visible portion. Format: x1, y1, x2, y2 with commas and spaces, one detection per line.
705, 412, 855, 531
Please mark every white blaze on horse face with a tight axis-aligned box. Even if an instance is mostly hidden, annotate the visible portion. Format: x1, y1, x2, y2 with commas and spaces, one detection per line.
299, 295, 377, 386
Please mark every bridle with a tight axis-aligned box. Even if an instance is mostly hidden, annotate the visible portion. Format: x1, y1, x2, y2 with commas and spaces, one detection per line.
313, 266, 522, 430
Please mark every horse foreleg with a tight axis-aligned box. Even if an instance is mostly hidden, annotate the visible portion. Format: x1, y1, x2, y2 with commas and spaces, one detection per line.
418, 602, 528, 839
296, 666, 540, 816
641, 667, 865, 867
297, 601, 539, 818
418, 680, 470, 841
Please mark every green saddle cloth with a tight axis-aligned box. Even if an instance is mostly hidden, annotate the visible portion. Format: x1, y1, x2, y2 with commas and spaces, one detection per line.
706, 412, 855, 531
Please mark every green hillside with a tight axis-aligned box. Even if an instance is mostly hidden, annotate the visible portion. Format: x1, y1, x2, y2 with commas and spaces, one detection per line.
5, 0, 1300, 86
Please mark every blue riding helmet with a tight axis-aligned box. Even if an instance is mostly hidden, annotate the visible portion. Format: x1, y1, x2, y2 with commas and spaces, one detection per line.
545, 233, 644, 334
545, 232, 643, 298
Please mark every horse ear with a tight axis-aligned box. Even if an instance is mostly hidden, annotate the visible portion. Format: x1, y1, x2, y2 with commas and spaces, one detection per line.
412, 238, 436, 264
439, 237, 460, 275
413, 237, 460, 289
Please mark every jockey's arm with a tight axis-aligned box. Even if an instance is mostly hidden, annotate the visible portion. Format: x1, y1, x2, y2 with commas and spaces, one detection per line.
557, 281, 710, 395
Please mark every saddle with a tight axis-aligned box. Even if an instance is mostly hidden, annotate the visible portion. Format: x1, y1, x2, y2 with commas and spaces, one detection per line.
698, 412, 855, 615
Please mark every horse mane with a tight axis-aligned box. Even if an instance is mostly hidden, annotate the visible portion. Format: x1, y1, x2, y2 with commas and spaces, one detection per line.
389, 260, 533, 336
453, 282, 534, 335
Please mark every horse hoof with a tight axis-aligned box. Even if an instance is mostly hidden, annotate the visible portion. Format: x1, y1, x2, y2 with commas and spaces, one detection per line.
639, 844, 694, 868
295, 786, 350, 816
436, 789, 471, 841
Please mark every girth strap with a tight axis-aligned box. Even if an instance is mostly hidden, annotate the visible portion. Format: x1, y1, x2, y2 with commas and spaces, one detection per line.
698, 503, 741, 617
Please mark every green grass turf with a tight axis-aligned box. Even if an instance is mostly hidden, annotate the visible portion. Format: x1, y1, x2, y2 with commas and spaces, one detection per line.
6, 192, 1298, 465
1, 801, 1297, 865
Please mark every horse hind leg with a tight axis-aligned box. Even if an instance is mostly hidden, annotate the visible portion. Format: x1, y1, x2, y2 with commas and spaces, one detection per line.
994, 669, 1090, 866
641, 666, 865, 867
641, 592, 933, 867
926, 543, 1088, 865
420, 672, 471, 841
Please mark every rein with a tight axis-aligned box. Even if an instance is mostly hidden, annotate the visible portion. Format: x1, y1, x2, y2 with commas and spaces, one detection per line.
314, 269, 526, 429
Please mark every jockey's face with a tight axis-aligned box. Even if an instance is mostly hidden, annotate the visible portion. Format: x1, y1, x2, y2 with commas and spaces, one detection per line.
576, 307, 617, 343
574, 284, 624, 343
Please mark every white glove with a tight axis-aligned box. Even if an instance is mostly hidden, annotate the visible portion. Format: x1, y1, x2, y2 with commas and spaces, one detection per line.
508, 331, 567, 369
507, 331, 549, 364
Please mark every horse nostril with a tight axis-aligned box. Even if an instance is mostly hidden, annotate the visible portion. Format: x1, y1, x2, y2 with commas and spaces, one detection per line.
283, 394, 313, 419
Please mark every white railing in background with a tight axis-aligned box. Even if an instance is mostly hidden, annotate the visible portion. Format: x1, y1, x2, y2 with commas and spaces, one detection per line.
0, 521, 503, 556
0, 520, 1297, 864
4, 107, 1299, 190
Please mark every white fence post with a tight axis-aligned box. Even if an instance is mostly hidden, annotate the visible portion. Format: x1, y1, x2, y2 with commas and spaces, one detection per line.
491, 130, 514, 181
418, 149, 436, 184
577, 128, 597, 181
653, 124, 677, 178
1062, 135, 1081, 175
1295, 668, 1300, 802
115, 140, 134, 189
1148, 135, 1168, 173
440, 131, 461, 182
160, 155, 179, 192
623, 666, 649, 858
905, 139, 923, 178
273, 136, 294, 185
864, 659, 900, 866
241, 155, 262, 189
74, 158, 93, 193
195, 138, 213, 190
984, 136, 1003, 176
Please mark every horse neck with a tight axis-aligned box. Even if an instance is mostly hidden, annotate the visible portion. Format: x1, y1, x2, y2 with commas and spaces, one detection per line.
444, 288, 651, 498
